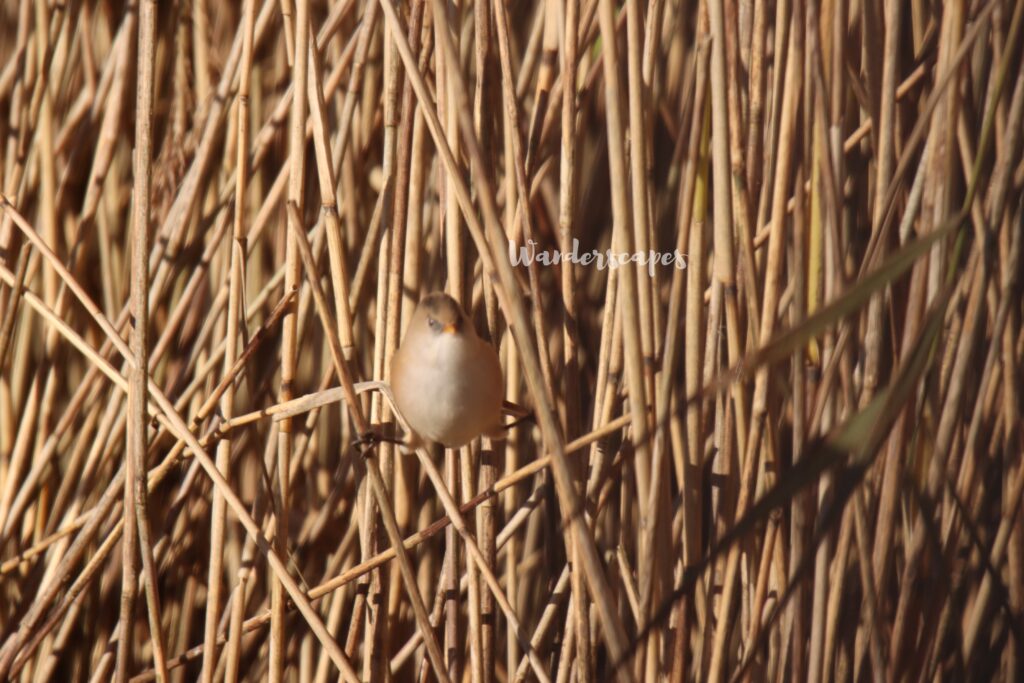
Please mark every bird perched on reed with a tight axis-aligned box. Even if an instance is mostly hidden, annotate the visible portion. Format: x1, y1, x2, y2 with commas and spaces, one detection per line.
390, 292, 506, 449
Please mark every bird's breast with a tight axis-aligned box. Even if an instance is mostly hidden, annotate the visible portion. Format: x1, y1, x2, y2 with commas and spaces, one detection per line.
392, 338, 502, 448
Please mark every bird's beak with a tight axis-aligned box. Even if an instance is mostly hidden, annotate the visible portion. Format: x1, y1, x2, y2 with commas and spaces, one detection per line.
442, 323, 457, 334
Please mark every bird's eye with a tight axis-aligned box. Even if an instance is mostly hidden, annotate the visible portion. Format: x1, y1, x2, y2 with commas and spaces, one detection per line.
428, 318, 440, 331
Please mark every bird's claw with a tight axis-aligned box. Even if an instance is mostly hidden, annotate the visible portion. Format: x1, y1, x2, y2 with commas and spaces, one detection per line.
502, 410, 536, 432
352, 429, 404, 455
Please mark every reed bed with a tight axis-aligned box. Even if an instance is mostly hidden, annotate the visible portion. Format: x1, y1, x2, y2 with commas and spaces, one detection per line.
1, 0, 1023, 680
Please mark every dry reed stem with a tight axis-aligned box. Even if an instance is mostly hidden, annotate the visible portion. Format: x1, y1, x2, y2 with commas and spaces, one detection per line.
204, 2, 257, 679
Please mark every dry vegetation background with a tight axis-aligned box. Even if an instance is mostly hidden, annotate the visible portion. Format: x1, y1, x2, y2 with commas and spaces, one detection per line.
0, 0, 1023, 681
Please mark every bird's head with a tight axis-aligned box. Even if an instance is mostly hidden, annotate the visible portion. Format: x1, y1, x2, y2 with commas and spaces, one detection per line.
418, 292, 469, 337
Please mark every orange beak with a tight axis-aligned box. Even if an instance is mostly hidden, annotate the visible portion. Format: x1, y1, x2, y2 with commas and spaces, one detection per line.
442, 323, 458, 334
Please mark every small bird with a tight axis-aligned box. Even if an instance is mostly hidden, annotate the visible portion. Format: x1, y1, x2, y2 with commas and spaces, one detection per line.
390, 292, 505, 449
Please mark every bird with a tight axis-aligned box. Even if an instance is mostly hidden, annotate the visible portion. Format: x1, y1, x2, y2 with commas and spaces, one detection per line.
390, 292, 505, 449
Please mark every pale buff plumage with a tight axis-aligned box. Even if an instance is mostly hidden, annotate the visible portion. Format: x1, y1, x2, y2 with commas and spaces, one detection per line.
390, 293, 504, 448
